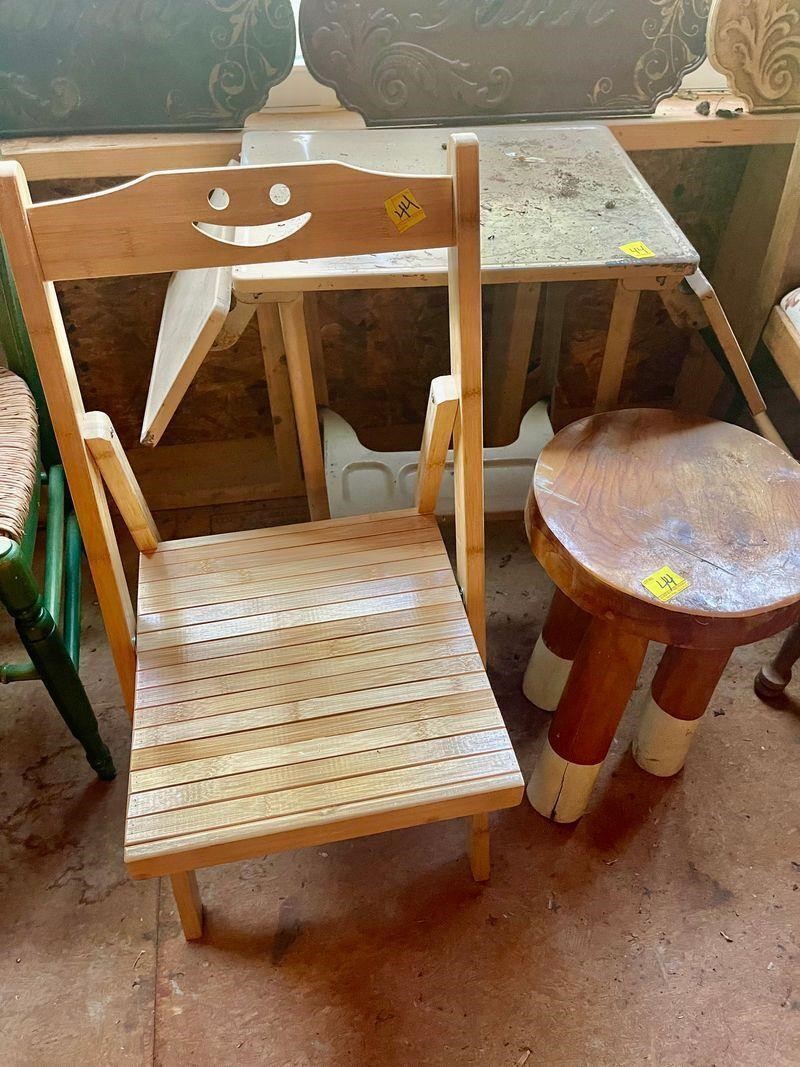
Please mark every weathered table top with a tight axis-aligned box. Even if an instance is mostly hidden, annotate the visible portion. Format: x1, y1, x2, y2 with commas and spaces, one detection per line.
234, 124, 698, 294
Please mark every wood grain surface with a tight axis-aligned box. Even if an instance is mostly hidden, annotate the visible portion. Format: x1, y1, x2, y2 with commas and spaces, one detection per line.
126, 509, 523, 878
526, 408, 800, 648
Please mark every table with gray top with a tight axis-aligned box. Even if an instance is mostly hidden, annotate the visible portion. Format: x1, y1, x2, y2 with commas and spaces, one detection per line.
230, 124, 698, 514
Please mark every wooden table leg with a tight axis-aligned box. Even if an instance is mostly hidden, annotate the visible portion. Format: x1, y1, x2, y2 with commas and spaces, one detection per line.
484, 282, 541, 447
527, 618, 648, 823
633, 646, 731, 778
523, 587, 591, 711
303, 292, 330, 407
278, 294, 331, 521
595, 281, 641, 413
256, 303, 303, 490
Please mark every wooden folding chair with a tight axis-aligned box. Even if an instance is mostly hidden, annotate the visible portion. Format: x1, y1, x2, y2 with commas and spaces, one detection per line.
0, 134, 523, 939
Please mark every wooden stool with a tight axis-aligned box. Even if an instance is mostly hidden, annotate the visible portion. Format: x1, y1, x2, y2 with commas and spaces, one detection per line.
522, 409, 800, 823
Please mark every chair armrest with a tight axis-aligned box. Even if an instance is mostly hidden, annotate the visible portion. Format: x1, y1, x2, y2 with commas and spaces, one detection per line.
415, 375, 458, 514
83, 412, 159, 553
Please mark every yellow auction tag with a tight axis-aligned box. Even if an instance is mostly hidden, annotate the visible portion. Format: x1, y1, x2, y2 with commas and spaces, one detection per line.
385, 188, 426, 233
620, 240, 655, 259
642, 566, 689, 602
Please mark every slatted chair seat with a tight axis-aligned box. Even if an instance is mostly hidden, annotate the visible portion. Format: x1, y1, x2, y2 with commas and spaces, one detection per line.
125, 509, 519, 876
0, 367, 38, 543
1, 133, 524, 939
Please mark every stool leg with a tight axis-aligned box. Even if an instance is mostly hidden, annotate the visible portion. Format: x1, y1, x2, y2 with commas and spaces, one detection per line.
467, 812, 490, 882
633, 646, 731, 777
755, 622, 800, 698
527, 618, 648, 822
171, 870, 204, 940
523, 588, 591, 710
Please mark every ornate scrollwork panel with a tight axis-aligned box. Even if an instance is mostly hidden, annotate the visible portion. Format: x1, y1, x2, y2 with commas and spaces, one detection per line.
299, 0, 710, 124
708, 0, 800, 111
0, 0, 295, 136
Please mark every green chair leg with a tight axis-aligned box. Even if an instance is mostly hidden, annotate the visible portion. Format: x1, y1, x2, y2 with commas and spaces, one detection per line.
0, 536, 115, 780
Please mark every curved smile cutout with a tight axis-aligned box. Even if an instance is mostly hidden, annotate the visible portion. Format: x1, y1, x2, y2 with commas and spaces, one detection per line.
193, 212, 312, 248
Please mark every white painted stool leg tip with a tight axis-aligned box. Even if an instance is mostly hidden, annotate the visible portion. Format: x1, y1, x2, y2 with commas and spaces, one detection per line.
633, 695, 701, 778
522, 635, 573, 711
526, 739, 602, 823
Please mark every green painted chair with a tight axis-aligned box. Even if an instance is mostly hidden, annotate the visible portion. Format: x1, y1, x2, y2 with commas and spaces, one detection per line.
0, 241, 114, 779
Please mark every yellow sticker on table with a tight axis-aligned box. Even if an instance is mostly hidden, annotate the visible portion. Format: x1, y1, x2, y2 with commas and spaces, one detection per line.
642, 566, 689, 602
385, 188, 426, 233
620, 240, 655, 259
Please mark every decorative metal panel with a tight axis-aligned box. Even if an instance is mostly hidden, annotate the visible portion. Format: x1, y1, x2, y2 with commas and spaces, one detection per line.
708, 0, 800, 112
0, 0, 296, 137
299, 0, 711, 125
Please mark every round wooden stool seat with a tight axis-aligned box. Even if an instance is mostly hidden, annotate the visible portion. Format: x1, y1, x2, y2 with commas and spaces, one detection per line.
527, 408, 800, 647
523, 409, 800, 822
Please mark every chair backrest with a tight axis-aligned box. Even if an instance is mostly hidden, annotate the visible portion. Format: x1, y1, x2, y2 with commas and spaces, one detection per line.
0, 133, 484, 712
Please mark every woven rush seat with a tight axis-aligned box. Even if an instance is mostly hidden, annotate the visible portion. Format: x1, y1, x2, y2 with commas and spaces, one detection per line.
0, 367, 38, 543
125, 509, 521, 877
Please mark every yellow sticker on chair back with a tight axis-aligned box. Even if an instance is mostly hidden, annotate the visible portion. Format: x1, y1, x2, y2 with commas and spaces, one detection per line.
620, 240, 655, 259
642, 566, 689, 602
385, 188, 426, 233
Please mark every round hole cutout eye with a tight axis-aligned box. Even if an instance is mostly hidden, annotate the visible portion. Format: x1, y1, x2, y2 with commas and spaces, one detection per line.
269, 183, 291, 206
207, 187, 230, 210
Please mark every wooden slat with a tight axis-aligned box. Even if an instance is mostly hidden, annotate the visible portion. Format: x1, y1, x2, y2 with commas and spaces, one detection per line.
135, 652, 486, 732
125, 773, 523, 878
136, 588, 462, 666
129, 727, 510, 818
140, 511, 432, 580
138, 526, 441, 599
136, 615, 471, 690
136, 632, 477, 710
130, 702, 500, 793
126, 748, 518, 846
136, 571, 458, 648
143, 507, 426, 564
139, 550, 447, 618
131, 688, 498, 774
132, 673, 494, 757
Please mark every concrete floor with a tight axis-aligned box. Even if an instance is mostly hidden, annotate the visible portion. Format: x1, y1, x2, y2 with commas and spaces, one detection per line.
0, 511, 798, 1066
